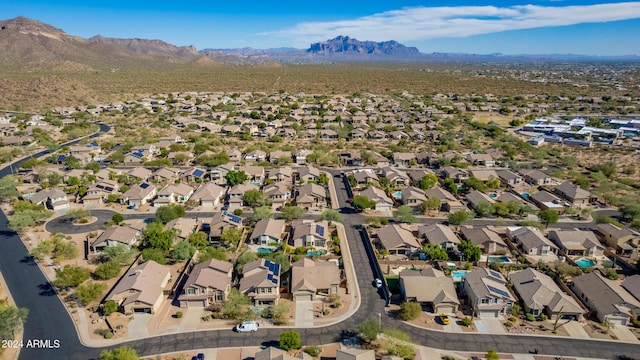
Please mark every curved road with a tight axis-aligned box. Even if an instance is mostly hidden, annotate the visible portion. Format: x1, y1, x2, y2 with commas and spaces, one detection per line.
0, 130, 639, 358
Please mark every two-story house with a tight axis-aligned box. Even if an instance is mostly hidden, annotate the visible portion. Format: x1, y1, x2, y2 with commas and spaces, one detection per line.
178, 259, 233, 308
239, 259, 280, 306
463, 267, 516, 318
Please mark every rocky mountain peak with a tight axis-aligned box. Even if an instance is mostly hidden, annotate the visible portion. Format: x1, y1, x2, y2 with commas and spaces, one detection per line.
306, 35, 420, 56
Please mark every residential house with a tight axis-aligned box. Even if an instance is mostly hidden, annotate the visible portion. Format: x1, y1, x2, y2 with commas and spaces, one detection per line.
320, 129, 338, 141
263, 182, 290, 209
465, 190, 495, 213
382, 167, 410, 186
180, 167, 207, 183
190, 183, 225, 208
399, 268, 460, 314
294, 149, 313, 165
393, 152, 416, 166
250, 219, 287, 246
374, 224, 421, 256
152, 167, 180, 183
353, 170, 379, 185
121, 182, 157, 207
547, 229, 604, 257
255, 347, 312, 360
90, 226, 141, 253
105, 260, 171, 314
207, 211, 243, 240
463, 267, 516, 317
529, 190, 566, 213
622, 275, 640, 303
509, 268, 584, 320
466, 153, 496, 167
459, 225, 508, 255
295, 183, 326, 209
269, 150, 292, 165
127, 167, 152, 182
290, 258, 341, 301
419, 223, 460, 253
571, 271, 640, 326
298, 166, 321, 183
359, 186, 393, 215
596, 223, 639, 256
244, 150, 267, 163
268, 167, 293, 183
290, 220, 329, 249
227, 183, 259, 210
441, 166, 468, 183
467, 169, 499, 182
28, 189, 69, 211
496, 169, 523, 187
153, 183, 194, 207
424, 187, 466, 212
239, 259, 280, 306
518, 169, 552, 186
164, 217, 198, 241
507, 226, 559, 257
226, 149, 243, 163
552, 182, 597, 207
336, 348, 375, 360
178, 259, 233, 307
401, 186, 426, 206
238, 165, 265, 184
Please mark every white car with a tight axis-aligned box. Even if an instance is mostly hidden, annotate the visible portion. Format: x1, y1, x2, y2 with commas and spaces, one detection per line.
234, 321, 259, 332
374, 278, 383, 288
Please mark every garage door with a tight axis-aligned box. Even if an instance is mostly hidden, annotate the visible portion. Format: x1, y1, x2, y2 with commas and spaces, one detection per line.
606, 317, 627, 327
295, 294, 312, 302
134, 308, 151, 313
435, 305, 456, 314
186, 300, 203, 308
477, 310, 499, 318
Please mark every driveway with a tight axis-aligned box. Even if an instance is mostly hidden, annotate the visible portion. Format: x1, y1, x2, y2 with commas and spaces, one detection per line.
563, 321, 590, 339
474, 317, 506, 334
178, 308, 204, 332
611, 326, 639, 343
295, 300, 315, 327
128, 313, 151, 339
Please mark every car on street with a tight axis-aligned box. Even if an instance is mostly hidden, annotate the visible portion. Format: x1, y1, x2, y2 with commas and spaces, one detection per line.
192, 354, 205, 360
439, 313, 450, 325
234, 321, 259, 332
374, 278, 383, 288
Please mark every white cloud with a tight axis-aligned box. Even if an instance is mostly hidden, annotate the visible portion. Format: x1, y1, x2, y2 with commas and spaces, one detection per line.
260, 2, 640, 47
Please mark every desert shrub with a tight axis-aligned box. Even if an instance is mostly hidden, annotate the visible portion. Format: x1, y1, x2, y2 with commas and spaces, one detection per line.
461, 317, 473, 327
526, 313, 536, 322
305, 346, 322, 357
103, 331, 114, 339
398, 301, 422, 321
175, 311, 183, 318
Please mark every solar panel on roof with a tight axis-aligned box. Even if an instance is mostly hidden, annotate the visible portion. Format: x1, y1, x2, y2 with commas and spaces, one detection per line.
132, 151, 143, 158
140, 183, 150, 189
193, 169, 204, 177
316, 225, 325, 237
487, 285, 511, 298
489, 270, 503, 280
228, 214, 242, 224
264, 260, 272, 268
273, 263, 280, 275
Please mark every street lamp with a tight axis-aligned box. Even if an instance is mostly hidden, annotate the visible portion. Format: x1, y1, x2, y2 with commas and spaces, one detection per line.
378, 313, 381, 332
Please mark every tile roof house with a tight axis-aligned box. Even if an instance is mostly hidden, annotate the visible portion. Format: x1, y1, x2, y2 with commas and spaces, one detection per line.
353, 170, 379, 185
153, 183, 194, 207
336, 348, 375, 360
518, 169, 552, 186
552, 182, 597, 207
507, 226, 558, 257
419, 223, 460, 252
290, 220, 330, 249
463, 267, 516, 318
392, 152, 416, 166
121, 182, 157, 206
465, 190, 495, 212
622, 275, 640, 303
290, 258, 341, 301
263, 182, 290, 209
359, 186, 394, 215
381, 167, 410, 186
255, 347, 313, 360
105, 260, 171, 314
268, 167, 293, 183
90, 225, 141, 253
295, 183, 326, 209
269, 150, 292, 165
227, 183, 259, 210
374, 224, 421, 256
466, 153, 496, 167
509, 268, 584, 320
178, 259, 233, 308
28, 189, 69, 211
424, 187, 465, 212
298, 166, 321, 183
399, 268, 460, 314
400, 186, 427, 206
207, 211, 244, 240
529, 190, 566, 213
459, 225, 507, 255
496, 169, 523, 187
571, 271, 640, 326
164, 217, 198, 241
190, 183, 225, 208
239, 259, 281, 306
596, 223, 639, 256
250, 219, 287, 246
441, 166, 469, 183
547, 229, 604, 257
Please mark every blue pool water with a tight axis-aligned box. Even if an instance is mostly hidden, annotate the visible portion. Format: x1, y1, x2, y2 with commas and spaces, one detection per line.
306, 249, 328, 257
452, 270, 469, 282
488, 256, 511, 263
393, 191, 402, 198
489, 193, 497, 198
521, 193, 530, 199
575, 258, 596, 268
257, 247, 274, 254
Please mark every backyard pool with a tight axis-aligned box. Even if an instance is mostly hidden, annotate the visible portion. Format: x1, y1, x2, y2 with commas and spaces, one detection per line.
521, 193, 530, 199
575, 258, 596, 268
452, 270, 469, 282
257, 247, 274, 254
488, 256, 511, 263
306, 249, 328, 257
393, 191, 402, 198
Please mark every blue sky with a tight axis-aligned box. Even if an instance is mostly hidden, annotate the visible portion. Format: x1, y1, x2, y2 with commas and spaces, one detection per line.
4, 0, 640, 55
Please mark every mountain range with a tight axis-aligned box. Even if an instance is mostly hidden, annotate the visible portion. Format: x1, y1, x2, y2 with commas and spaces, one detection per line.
1, 16, 638, 71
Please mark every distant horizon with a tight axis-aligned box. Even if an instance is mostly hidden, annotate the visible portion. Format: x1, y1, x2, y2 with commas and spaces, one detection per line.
4, 1, 640, 56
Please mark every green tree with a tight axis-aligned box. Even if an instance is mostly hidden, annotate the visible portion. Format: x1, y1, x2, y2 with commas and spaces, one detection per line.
421, 198, 441, 214
423, 244, 449, 261
280, 206, 306, 221
243, 189, 270, 207
187, 231, 209, 249
235, 250, 259, 272
486, 349, 500, 360
475, 201, 494, 217
223, 288, 255, 321
99, 346, 140, 360
111, 213, 124, 225
143, 222, 175, 251
418, 174, 438, 190
67, 208, 91, 222
463, 178, 487, 192
358, 317, 380, 343
458, 240, 482, 262
103, 300, 118, 316
538, 209, 559, 228
141, 248, 167, 264
279, 331, 302, 351
620, 204, 640, 221
198, 246, 228, 262
0, 305, 28, 340
447, 211, 469, 226
225, 170, 249, 186
74, 281, 107, 306
171, 241, 196, 261
220, 227, 243, 248
394, 205, 417, 223
252, 206, 274, 221
318, 172, 330, 186
352, 195, 376, 211
154, 204, 185, 224
398, 302, 422, 321
95, 261, 121, 280
100, 244, 134, 265
53, 265, 91, 288
320, 209, 343, 225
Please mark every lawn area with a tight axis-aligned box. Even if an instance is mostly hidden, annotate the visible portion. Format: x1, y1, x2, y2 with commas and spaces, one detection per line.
475, 113, 515, 126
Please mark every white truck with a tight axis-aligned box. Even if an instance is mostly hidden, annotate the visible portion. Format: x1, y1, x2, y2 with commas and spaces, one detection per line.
234, 321, 259, 332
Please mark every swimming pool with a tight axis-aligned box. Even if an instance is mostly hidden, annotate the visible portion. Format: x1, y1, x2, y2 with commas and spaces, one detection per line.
393, 191, 402, 198
452, 270, 469, 282
521, 193, 530, 199
488, 256, 511, 263
575, 258, 596, 268
306, 249, 327, 257
257, 247, 274, 254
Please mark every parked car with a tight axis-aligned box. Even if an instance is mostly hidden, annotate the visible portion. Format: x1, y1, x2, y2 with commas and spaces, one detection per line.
192, 354, 205, 360
234, 321, 259, 333
439, 313, 450, 325
374, 278, 383, 288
